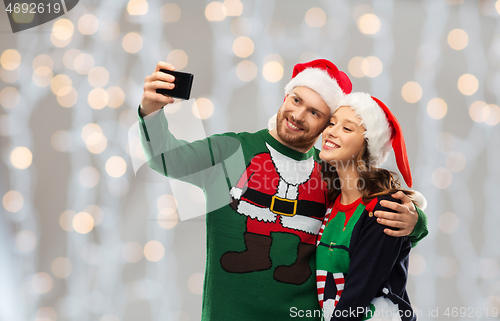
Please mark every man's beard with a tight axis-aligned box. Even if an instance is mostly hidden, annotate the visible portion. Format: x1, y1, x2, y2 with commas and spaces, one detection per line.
275, 108, 322, 150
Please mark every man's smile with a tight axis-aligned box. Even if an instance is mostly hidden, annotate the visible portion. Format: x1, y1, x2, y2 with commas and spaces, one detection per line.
286, 118, 303, 131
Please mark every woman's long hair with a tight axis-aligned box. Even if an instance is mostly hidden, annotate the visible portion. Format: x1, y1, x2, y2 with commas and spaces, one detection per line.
321, 140, 417, 206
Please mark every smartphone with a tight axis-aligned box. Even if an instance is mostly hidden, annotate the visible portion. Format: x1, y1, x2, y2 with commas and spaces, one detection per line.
156, 69, 194, 100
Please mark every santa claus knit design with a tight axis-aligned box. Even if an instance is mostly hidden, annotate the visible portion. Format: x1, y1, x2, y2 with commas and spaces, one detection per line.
139, 107, 327, 320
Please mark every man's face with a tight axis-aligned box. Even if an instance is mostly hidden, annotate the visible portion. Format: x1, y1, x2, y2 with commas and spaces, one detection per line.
276, 86, 331, 149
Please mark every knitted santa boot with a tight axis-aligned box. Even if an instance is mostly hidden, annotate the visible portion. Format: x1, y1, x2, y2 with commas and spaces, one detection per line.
220, 232, 273, 273
273, 242, 315, 285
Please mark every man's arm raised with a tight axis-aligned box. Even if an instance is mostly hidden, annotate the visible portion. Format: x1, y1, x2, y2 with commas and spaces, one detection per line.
138, 61, 213, 181
137, 61, 245, 197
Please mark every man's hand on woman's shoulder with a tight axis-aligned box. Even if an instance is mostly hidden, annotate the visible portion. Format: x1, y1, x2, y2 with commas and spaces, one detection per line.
373, 191, 418, 237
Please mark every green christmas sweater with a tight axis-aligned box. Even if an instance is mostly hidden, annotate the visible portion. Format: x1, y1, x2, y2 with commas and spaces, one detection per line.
316, 194, 416, 321
138, 107, 428, 321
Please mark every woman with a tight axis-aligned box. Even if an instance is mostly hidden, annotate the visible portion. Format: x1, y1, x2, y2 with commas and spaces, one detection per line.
316, 92, 419, 321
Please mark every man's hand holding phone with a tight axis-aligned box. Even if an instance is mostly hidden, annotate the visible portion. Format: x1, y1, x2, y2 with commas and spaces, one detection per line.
140, 61, 176, 117
140, 62, 194, 117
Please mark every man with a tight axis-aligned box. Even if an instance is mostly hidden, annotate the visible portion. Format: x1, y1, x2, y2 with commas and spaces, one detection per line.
138, 59, 428, 320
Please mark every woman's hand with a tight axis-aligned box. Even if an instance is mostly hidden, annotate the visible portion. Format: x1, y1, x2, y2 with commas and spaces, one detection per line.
374, 191, 418, 237
140, 61, 176, 116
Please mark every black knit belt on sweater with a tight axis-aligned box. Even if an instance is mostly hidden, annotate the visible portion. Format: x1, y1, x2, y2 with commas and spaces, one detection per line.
317, 242, 349, 252
241, 188, 325, 218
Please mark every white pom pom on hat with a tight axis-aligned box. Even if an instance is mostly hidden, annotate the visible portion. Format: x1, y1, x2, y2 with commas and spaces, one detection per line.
409, 190, 427, 210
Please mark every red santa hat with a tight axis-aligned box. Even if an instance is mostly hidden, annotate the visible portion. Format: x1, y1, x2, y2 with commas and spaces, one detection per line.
336, 92, 427, 208
284, 59, 352, 113
268, 59, 352, 130
336, 92, 412, 187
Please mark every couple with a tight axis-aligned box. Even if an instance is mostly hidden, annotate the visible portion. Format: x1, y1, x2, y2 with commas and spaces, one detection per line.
138, 59, 428, 320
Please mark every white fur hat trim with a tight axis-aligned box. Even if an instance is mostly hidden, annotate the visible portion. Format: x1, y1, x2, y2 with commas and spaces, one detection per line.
337, 92, 393, 167
284, 68, 345, 115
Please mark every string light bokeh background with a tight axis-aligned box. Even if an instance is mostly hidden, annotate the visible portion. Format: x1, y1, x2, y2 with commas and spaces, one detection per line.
1, 0, 500, 320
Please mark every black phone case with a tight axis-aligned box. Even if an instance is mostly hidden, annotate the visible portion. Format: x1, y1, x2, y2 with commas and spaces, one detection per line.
156, 69, 194, 100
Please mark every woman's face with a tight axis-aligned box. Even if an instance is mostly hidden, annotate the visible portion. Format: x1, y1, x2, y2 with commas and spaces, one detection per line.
319, 106, 366, 167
